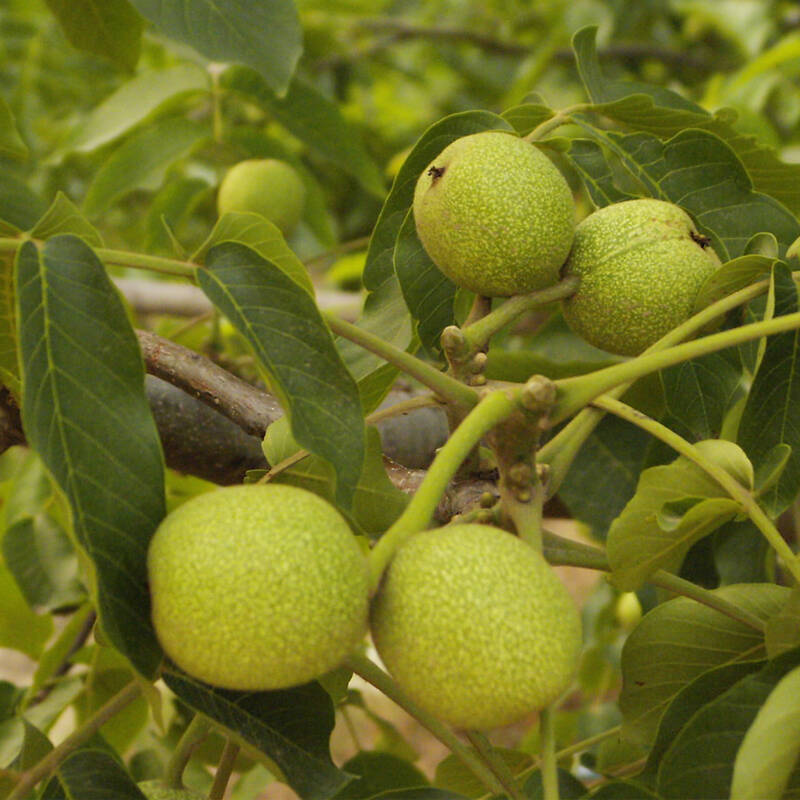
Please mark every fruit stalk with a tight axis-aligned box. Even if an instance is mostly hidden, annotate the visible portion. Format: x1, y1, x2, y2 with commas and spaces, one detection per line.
164, 715, 211, 789
345, 653, 508, 796
540, 707, 560, 800
6, 681, 142, 800
368, 389, 518, 590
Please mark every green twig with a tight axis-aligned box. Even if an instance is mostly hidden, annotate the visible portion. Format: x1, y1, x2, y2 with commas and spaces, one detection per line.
164, 715, 212, 789
593, 395, 800, 587
465, 731, 528, 800
552, 311, 800, 426
6, 681, 142, 800
368, 389, 518, 590
461, 275, 580, 354
539, 707, 559, 800
208, 738, 240, 800
523, 104, 591, 141
345, 653, 507, 796
325, 313, 479, 409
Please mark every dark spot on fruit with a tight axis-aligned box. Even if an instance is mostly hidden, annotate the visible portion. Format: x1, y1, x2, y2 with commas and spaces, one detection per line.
428, 165, 446, 182
690, 231, 711, 249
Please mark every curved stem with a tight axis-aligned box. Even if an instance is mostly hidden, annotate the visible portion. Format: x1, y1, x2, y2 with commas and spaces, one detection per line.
325, 313, 479, 409
368, 389, 517, 590
7, 681, 142, 800
552, 311, 800, 426
345, 653, 507, 796
523, 104, 591, 141
461, 275, 579, 354
594, 395, 800, 587
465, 731, 527, 800
164, 714, 211, 789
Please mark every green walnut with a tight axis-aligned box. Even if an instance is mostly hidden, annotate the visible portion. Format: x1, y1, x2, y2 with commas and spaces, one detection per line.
217, 158, 306, 235
147, 484, 368, 691
137, 781, 204, 800
370, 524, 582, 730
561, 198, 721, 356
413, 130, 575, 297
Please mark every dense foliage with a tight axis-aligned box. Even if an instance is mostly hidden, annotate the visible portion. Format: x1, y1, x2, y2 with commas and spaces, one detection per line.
3, 1, 800, 798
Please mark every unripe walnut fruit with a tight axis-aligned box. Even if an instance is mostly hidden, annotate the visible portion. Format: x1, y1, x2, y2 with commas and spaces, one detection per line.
413, 131, 575, 297
217, 158, 306, 235
561, 198, 721, 356
147, 484, 368, 691
370, 524, 582, 729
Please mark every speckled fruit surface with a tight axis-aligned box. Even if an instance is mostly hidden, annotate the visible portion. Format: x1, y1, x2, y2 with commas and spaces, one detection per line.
413, 131, 575, 297
561, 198, 721, 356
217, 158, 306, 235
148, 484, 368, 690
370, 524, 582, 730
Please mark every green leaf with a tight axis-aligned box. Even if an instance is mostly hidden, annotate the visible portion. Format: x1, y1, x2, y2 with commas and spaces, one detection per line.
500, 102, 556, 136
52, 64, 209, 160
43, 0, 143, 71
523, 768, 587, 799
142, 176, 210, 254
263, 426, 407, 538
737, 263, 800, 516
434, 749, 532, 798
42, 747, 146, 799
659, 352, 743, 441
162, 668, 351, 800
368, 792, 470, 800
564, 139, 638, 207
0, 172, 47, 232
333, 751, 427, 798
2, 514, 83, 611
571, 25, 800, 215
731, 663, 800, 799
130, 0, 300, 94
692, 254, 775, 313
765, 585, 800, 659
221, 66, 384, 196
0, 251, 19, 396
393, 209, 455, 357
0, 564, 52, 658
607, 441, 752, 588
556, 414, 650, 541
83, 117, 208, 219
30, 192, 104, 247
194, 211, 313, 294
0, 96, 27, 160
198, 241, 365, 507
16, 236, 166, 676
638, 660, 765, 786
570, 125, 800, 261
619, 583, 787, 745
655, 648, 800, 799
586, 780, 661, 799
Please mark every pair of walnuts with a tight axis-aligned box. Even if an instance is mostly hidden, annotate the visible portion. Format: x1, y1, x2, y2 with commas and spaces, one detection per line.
413, 130, 720, 357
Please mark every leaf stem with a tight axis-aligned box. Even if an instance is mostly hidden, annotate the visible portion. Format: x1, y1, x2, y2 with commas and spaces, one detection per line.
540, 707, 560, 800
208, 738, 240, 800
523, 104, 591, 141
465, 731, 528, 800
6, 681, 142, 800
345, 653, 507, 797
368, 389, 518, 590
552, 311, 800, 425
325, 313, 479, 409
461, 275, 580, 353
541, 530, 767, 631
593, 395, 800, 587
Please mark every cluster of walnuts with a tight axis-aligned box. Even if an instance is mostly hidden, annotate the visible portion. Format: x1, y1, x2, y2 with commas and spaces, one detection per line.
145, 130, 720, 734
